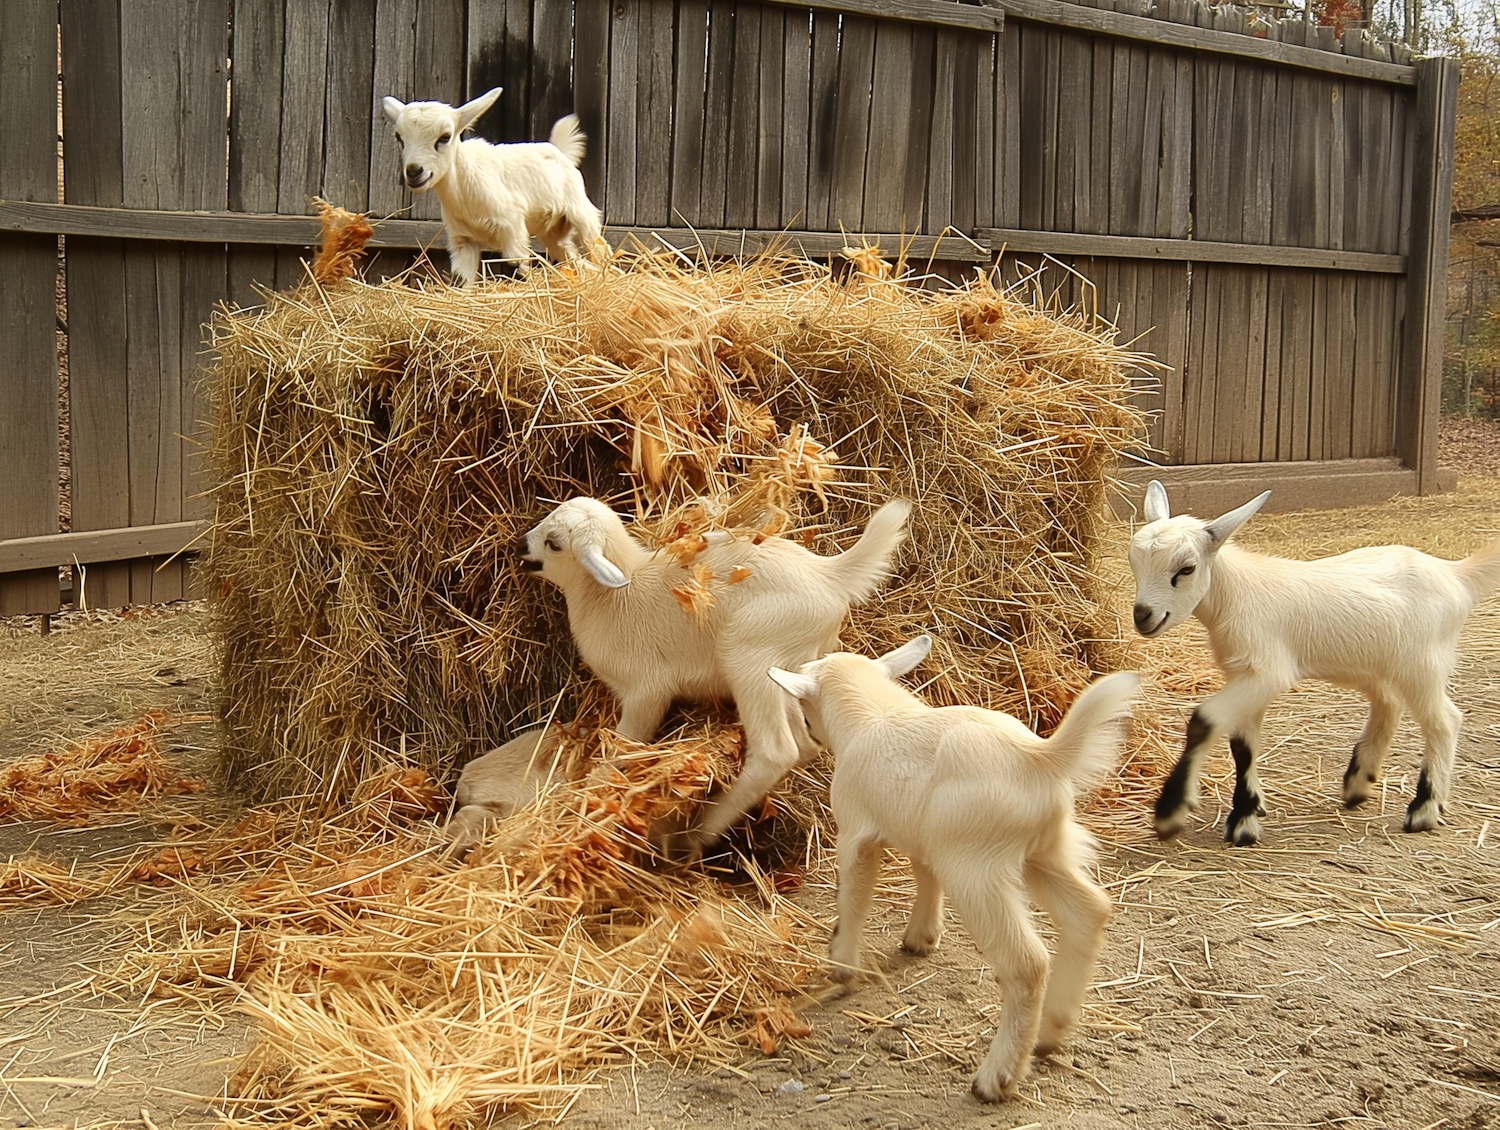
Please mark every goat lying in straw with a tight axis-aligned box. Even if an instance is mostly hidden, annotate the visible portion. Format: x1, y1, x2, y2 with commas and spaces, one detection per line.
443, 726, 563, 850
381, 87, 602, 286
519, 497, 910, 849
769, 636, 1138, 1101
1130, 480, 1500, 845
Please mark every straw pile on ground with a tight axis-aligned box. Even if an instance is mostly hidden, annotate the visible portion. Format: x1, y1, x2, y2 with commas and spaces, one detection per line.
209, 250, 1146, 803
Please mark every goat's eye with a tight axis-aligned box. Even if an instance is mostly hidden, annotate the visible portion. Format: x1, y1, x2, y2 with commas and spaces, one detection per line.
1171, 565, 1196, 586
544, 537, 560, 553
394, 132, 403, 145
437, 132, 452, 146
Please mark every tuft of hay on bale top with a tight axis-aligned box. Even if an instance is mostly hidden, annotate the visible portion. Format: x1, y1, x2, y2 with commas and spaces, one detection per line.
208, 251, 1146, 803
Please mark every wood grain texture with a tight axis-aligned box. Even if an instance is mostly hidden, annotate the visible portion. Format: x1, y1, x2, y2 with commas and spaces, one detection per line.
0, 0, 58, 615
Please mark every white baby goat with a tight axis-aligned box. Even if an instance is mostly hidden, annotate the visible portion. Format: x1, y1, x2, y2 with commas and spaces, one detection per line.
769, 636, 1138, 1102
381, 88, 603, 286
519, 497, 910, 848
443, 725, 563, 850
1130, 480, 1500, 845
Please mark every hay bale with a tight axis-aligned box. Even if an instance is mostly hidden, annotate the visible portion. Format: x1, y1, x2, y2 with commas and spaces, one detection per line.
208, 253, 1145, 802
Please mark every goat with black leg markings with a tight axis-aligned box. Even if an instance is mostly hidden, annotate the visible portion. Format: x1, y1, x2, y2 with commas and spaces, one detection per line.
769, 636, 1138, 1102
518, 497, 910, 849
381, 88, 603, 286
1129, 479, 1500, 845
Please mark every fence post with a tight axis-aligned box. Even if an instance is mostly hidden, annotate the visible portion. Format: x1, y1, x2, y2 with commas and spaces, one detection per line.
1396, 55, 1459, 494
0, 0, 61, 616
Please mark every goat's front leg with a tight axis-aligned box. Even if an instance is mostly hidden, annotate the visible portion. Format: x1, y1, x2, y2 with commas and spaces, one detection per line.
614, 692, 671, 745
901, 860, 945, 955
446, 237, 481, 287
829, 834, 883, 981
1155, 679, 1279, 840
1342, 690, 1402, 808
1225, 712, 1269, 846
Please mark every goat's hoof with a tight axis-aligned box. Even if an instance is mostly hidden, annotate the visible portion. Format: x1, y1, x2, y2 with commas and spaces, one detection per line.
1342, 791, 1370, 810
970, 1071, 1017, 1104
829, 965, 859, 986
1224, 813, 1261, 846
900, 932, 940, 957
1152, 809, 1189, 839
1403, 801, 1445, 833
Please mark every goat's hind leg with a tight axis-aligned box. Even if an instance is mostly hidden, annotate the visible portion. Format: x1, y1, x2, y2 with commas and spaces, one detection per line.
1342, 690, 1400, 808
901, 860, 945, 956
1025, 849, 1111, 1055
945, 867, 1049, 1102
1404, 685, 1462, 833
687, 688, 799, 847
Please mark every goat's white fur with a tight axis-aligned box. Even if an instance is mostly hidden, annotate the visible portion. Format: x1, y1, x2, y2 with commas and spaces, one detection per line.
520, 497, 910, 847
382, 88, 603, 286
769, 638, 1137, 1101
1130, 479, 1500, 844
443, 725, 563, 849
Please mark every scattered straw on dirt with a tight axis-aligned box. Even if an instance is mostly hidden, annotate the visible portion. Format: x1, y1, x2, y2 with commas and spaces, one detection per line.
209, 250, 1147, 803
0, 711, 204, 824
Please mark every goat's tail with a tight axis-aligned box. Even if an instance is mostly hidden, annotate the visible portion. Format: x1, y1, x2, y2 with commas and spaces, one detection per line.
1040, 672, 1140, 792
825, 500, 912, 604
1454, 536, 1500, 605
549, 114, 587, 166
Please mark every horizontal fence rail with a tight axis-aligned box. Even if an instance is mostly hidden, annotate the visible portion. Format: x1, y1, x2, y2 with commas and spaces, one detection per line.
0, 0, 1455, 617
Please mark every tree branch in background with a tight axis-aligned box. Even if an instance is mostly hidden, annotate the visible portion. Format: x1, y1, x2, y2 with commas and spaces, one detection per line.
1453, 204, 1500, 224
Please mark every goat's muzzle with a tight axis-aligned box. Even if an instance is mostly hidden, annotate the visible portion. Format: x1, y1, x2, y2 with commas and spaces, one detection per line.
404, 164, 432, 190
1132, 604, 1168, 637
517, 534, 543, 573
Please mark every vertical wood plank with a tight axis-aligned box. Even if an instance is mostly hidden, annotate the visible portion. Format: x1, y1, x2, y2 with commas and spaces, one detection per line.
999, 18, 1020, 230
927, 29, 958, 233
755, 7, 785, 231
724, 3, 761, 227
951, 32, 978, 232
636, 0, 675, 226
671, 0, 710, 225
574, 0, 612, 216
698, 0, 736, 227
904, 26, 936, 234
974, 32, 996, 229
606, 0, 641, 223
829, 15, 876, 232
325, 0, 379, 210
369, 0, 418, 219
0, 0, 61, 613
1397, 58, 1457, 491
530, 0, 574, 139
862, 21, 914, 232
805, 9, 839, 231
781, 6, 812, 228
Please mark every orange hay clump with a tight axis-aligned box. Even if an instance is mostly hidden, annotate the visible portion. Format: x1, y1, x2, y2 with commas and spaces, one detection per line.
0, 711, 203, 824
310, 197, 374, 285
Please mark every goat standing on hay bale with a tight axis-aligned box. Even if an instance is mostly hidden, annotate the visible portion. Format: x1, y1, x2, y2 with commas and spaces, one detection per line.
518, 496, 910, 849
768, 636, 1139, 1101
1130, 479, 1500, 845
381, 87, 603, 285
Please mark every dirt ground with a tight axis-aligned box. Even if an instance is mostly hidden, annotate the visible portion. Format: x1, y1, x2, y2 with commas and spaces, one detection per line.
3, 464, 1500, 1129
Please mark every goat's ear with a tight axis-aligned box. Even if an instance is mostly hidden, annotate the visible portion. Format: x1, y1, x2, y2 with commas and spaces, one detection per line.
577, 545, 628, 588
1204, 489, 1271, 544
874, 634, 932, 679
768, 667, 818, 700
456, 87, 502, 131
1143, 479, 1170, 523
382, 96, 406, 123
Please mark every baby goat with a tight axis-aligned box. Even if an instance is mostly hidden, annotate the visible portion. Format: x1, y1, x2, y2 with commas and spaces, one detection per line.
770, 637, 1138, 1101
381, 88, 603, 286
519, 497, 910, 847
1131, 480, 1500, 845
443, 726, 563, 850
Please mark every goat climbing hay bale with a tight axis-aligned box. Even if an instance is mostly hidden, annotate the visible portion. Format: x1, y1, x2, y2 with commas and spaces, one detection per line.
208, 252, 1146, 803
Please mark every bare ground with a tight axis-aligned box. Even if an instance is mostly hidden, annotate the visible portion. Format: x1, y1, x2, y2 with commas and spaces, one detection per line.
3, 473, 1500, 1130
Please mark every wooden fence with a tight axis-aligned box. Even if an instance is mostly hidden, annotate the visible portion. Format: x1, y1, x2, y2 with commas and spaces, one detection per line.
0, 0, 1458, 615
